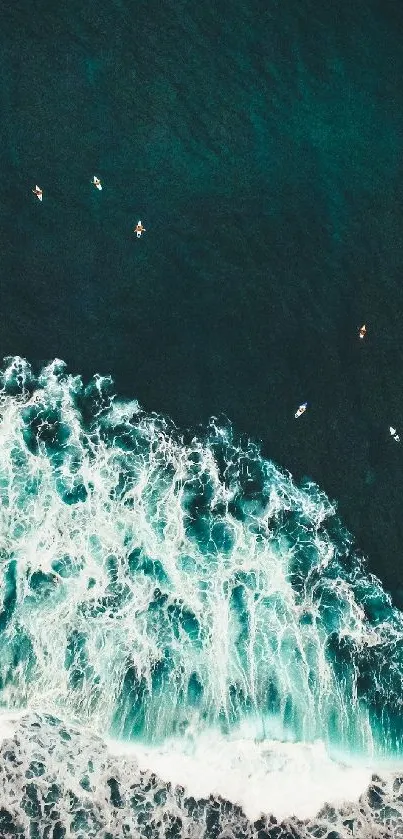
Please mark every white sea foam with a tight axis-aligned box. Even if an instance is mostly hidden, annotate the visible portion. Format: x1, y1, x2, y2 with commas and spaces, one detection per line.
1, 359, 403, 834
0, 358, 402, 753
0, 709, 25, 743
0, 357, 402, 834
1, 711, 401, 839
109, 725, 374, 821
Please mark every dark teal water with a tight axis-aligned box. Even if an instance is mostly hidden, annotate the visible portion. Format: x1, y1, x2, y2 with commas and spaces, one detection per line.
1, 0, 403, 598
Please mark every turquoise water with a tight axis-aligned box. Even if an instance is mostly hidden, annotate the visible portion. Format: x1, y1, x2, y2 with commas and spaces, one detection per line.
0, 356, 402, 763
0, 358, 402, 837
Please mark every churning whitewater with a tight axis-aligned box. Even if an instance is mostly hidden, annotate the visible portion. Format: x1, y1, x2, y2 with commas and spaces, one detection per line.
0, 356, 403, 838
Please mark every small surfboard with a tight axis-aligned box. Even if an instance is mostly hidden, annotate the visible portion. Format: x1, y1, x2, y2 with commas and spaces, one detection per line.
295, 402, 308, 419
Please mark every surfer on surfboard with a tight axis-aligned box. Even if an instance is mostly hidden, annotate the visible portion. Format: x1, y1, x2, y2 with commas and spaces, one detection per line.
359, 324, 366, 339
295, 402, 308, 419
134, 220, 146, 238
91, 176, 102, 191
32, 185, 43, 201
390, 427, 400, 442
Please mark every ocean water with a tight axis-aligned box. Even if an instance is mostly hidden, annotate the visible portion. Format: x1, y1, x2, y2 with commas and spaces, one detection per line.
2, 0, 403, 836
1, 0, 403, 597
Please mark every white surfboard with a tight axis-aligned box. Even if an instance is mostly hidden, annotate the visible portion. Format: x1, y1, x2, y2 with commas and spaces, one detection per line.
295, 402, 308, 419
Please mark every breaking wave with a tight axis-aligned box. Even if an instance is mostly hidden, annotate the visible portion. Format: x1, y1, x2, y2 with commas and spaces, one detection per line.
0, 356, 402, 837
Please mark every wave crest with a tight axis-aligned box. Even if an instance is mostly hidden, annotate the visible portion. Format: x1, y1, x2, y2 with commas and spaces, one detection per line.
0, 357, 401, 759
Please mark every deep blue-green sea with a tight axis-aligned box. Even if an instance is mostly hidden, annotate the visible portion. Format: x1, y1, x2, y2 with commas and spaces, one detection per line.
1, 1, 403, 837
